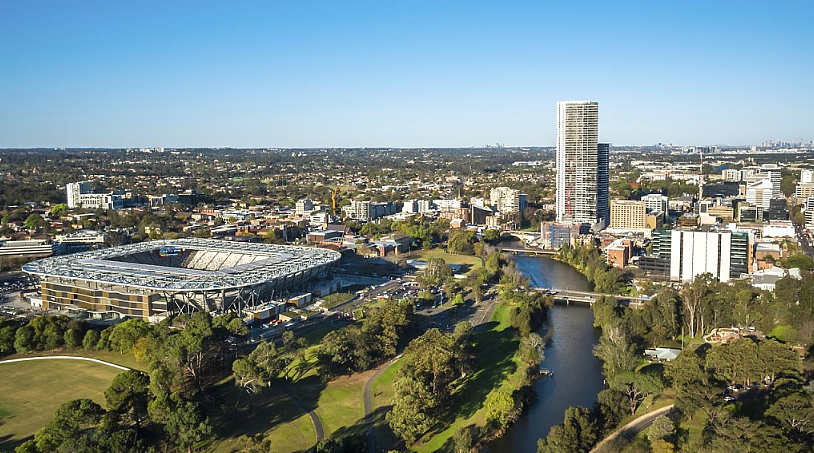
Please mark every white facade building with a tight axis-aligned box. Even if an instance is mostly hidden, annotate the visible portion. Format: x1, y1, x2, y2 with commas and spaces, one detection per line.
556, 101, 605, 228
746, 178, 774, 209
295, 199, 315, 216
801, 169, 814, 184
670, 230, 732, 282
641, 194, 669, 219
66, 181, 92, 209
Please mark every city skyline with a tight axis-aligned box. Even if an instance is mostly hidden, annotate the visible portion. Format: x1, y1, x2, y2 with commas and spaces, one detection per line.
1, 1, 813, 148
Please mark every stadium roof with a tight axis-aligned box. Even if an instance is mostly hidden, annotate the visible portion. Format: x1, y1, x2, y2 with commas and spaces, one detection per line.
23, 238, 341, 291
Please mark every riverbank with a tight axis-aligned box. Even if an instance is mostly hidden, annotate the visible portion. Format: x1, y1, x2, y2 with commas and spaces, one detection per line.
486, 255, 604, 453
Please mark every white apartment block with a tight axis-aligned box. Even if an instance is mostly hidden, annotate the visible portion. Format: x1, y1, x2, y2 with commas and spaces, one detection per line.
670, 230, 732, 282
556, 101, 601, 226
801, 169, 814, 184
66, 181, 92, 209
295, 199, 315, 216
489, 187, 527, 214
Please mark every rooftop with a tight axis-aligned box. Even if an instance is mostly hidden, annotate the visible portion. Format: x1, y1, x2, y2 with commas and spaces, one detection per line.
23, 238, 341, 292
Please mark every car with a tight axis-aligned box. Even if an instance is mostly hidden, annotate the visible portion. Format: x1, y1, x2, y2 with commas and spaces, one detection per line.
724, 396, 735, 402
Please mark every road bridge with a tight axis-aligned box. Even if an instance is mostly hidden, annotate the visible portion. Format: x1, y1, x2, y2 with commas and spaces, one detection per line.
497, 247, 557, 255
534, 288, 648, 308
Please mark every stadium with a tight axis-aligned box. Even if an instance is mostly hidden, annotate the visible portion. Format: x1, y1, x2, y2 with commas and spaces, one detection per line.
22, 238, 342, 322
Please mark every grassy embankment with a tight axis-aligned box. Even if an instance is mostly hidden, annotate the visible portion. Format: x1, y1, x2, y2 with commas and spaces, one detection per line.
370, 301, 528, 452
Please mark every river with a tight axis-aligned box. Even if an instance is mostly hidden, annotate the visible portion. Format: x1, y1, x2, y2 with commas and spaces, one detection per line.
485, 255, 606, 453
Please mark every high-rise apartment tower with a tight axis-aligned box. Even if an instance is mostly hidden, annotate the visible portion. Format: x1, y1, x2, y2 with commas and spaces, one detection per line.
556, 101, 607, 228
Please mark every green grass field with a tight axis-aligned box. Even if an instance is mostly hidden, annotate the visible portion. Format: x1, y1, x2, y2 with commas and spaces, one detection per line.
414, 249, 483, 271
0, 359, 124, 449
3, 348, 146, 371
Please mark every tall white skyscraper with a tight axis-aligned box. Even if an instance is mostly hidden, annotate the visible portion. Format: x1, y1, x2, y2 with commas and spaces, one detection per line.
556, 101, 606, 227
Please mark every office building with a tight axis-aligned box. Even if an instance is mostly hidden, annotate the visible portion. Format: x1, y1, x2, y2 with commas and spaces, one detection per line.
641, 194, 668, 220
801, 169, 814, 184
746, 178, 774, 210
540, 222, 581, 249
556, 101, 606, 228
760, 164, 782, 199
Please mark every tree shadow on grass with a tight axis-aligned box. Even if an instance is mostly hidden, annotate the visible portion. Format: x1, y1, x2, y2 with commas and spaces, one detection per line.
0, 432, 29, 453
208, 374, 327, 445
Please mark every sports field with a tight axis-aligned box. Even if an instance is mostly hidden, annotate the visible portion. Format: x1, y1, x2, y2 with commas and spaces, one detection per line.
0, 359, 123, 449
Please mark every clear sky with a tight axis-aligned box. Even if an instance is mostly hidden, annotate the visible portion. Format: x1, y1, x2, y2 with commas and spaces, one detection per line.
1, 1, 812, 148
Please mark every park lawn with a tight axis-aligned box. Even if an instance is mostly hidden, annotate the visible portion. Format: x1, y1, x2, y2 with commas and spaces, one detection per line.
0, 359, 124, 449
412, 302, 525, 453
286, 368, 370, 439
415, 249, 483, 271
681, 410, 707, 445
3, 347, 145, 371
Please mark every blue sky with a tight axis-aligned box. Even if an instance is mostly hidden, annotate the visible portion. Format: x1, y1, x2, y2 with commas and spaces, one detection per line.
1, 1, 812, 148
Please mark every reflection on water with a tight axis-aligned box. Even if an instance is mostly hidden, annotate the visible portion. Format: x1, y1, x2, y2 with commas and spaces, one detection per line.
485, 256, 605, 453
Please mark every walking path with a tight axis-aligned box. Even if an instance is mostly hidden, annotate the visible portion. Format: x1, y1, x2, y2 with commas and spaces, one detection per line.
589, 404, 675, 453
0, 355, 131, 371
364, 356, 401, 453
282, 387, 325, 444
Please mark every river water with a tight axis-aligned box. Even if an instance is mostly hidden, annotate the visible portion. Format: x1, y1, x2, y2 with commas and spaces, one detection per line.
485, 255, 606, 453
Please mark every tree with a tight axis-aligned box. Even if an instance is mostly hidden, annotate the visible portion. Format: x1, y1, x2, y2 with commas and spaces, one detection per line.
681, 274, 714, 338
63, 328, 83, 349
105, 370, 151, 434
109, 319, 151, 354
82, 329, 99, 350
14, 324, 35, 353
765, 393, 814, 435
611, 371, 664, 415
758, 339, 800, 383
24, 213, 44, 230
646, 415, 675, 442
419, 258, 452, 287
226, 317, 249, 336
451, 293, 465, 306
387, 376, 437, 444
536, 406, 599, 453
148, 392, 212, 453
651, 439, 675, 453
485, 390, 516, 430
519, 333, 545, 366
705, 338, 762, 386
0, 323, 16, 355
593, 325, 639, 380
235, 433, 272, 453
483, 228, 501, 243
32, 398, 105, 452
453, 425, 476, 453
447, 230, 475, 255
50, 203, 68, 218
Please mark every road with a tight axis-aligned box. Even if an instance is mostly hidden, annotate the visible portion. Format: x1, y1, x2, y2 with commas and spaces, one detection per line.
589, 404, 674, 453
794, 222, 814, 259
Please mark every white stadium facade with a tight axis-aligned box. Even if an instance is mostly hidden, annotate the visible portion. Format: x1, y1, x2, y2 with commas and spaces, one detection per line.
22, 238, 341, 322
